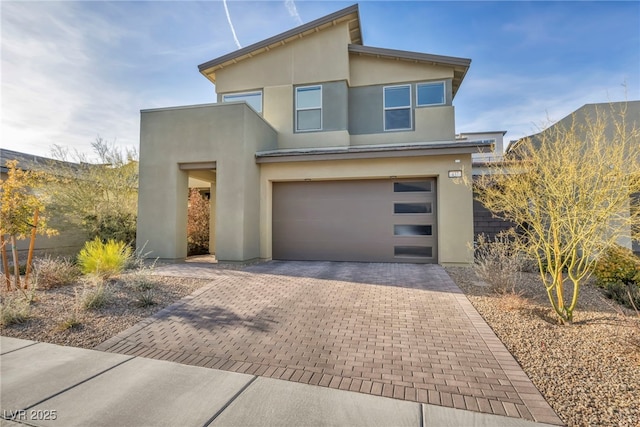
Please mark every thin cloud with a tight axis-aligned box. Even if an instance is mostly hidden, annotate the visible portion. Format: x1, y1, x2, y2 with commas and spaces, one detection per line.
285, 0, 303, 26
223, 0, 242, 49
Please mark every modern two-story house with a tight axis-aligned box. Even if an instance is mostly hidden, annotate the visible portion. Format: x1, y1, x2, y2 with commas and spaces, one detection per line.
137, 4, 490, 264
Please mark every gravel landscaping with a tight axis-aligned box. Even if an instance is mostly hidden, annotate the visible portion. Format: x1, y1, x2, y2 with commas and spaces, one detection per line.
446, 267, 640, 427
0, 273, 210, 349
2, 262, 638, 426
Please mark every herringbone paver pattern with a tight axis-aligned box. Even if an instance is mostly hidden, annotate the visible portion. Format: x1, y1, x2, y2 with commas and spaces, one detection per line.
96, 261, 561, 425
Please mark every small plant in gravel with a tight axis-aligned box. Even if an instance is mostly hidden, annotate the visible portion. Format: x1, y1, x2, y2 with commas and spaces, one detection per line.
0, 295, 31, 326
79, 276, 112, 310
57, 315, 82, 331
473, 231, 524, 294
77, 238, 132, 278
34, 256, 81, 289
134, 288, 156, 308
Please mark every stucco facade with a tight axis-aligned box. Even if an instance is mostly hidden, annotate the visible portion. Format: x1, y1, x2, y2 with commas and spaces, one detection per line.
137, 5, 488, 265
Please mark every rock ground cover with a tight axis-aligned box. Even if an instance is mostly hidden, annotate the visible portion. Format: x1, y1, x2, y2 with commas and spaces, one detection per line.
0, 274, 210, 349
446, 267, 640, 427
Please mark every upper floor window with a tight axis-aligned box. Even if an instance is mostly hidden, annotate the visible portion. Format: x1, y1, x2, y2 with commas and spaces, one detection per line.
384, 85, 412, 131
222, 91, 263, 113
296, 85, 322, 131
416, 82, 445, 107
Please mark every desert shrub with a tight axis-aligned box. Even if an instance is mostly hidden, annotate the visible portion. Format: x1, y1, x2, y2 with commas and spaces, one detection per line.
594, 245, 640, 309
57, 315, 81, 331
593, 245, 640, 287
123, 271, 157, 307
474, 231, 523, 294
0, 296, 30, 326
34, 256, 81, 289
187, 189, 210, 256
85, 211, 137, 245
77, 238, 132, 278
135, 288, 156, 307
78, 276, 111, 310
601, 282, 640, 310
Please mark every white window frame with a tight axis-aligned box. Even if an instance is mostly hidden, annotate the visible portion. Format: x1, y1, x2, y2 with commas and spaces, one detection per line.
295, 85, 323, 132
383, 84, 412, 131
222, 90, 263, 113
416, 81, 446, 107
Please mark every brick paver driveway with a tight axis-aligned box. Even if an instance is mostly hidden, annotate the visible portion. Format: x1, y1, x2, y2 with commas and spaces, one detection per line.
97, 261, 560, 424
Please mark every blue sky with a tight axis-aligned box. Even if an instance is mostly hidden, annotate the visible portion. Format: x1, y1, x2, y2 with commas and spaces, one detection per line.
2, 1, 638, 158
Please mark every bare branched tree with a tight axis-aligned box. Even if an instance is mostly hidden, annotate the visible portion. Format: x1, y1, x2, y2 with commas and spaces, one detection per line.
473, 103, 640, 323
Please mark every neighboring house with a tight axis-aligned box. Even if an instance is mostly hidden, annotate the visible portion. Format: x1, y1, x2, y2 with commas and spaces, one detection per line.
506, 101, 640, 254
458, 130, 507, 171
137, 4, 491, 264
454, 131, 514, 240
0, 149, 89, 261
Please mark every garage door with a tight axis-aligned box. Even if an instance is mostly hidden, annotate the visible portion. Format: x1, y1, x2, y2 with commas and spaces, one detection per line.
272, 178, 437, 263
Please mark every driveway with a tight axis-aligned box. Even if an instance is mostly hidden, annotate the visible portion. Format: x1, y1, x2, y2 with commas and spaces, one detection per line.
96, 261, 560, 424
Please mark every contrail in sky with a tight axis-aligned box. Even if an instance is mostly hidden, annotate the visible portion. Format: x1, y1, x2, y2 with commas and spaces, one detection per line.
285, 0, 303, 25
223, 0, 242, 49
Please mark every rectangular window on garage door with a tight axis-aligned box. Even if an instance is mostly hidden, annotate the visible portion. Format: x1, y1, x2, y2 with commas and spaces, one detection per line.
393, 181, 432, 192
394, 246, 433, 258
394, 202, 432, 214
394, 225, 432, 236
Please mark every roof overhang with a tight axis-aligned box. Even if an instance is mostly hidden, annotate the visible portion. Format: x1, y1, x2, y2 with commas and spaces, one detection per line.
255, 141, 492, 163
198, 4, 361, 84
348, 45, 471, 98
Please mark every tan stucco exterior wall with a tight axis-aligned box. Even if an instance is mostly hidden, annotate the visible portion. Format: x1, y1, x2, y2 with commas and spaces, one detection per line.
215, 23, 351, 93
138, 103, 277, 261
350, 106, 455, 145
259, 154, 474, 265
348, 55, 454, 88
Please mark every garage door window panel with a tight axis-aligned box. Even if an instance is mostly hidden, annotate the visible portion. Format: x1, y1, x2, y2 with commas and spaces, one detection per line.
393, 181, 432, 192
394, 225, 432, 236
394, 246, 433, 258
394, 202, 432, 214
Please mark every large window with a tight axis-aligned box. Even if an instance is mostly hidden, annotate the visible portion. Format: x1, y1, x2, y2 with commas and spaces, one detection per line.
222, 91, 263, 113
384, 85, 412, 131
416, 82, 445, 107
296, 85, 322, 131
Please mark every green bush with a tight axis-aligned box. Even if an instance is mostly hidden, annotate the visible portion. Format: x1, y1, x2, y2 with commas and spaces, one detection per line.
34, 256, 81, 289
594, 245, 640, 309
594, 245, 640, 286
85, 212, 137, 245
77, 238, 132, 278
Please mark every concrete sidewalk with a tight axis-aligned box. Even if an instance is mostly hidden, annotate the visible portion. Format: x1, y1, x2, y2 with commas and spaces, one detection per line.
1, 337, 557, 427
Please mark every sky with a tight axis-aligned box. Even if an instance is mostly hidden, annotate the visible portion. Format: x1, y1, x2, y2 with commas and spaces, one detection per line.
1, 1, 639, 159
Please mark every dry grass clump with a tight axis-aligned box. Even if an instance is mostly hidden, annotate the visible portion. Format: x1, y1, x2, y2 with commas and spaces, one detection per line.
0, 294, 31, 327
34, 256, 81, 289
78, 276, 112, 310
497, 292, 530, 312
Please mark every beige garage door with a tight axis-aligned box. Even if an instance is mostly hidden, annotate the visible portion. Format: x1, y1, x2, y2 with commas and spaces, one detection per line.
272, 178, 437, 263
